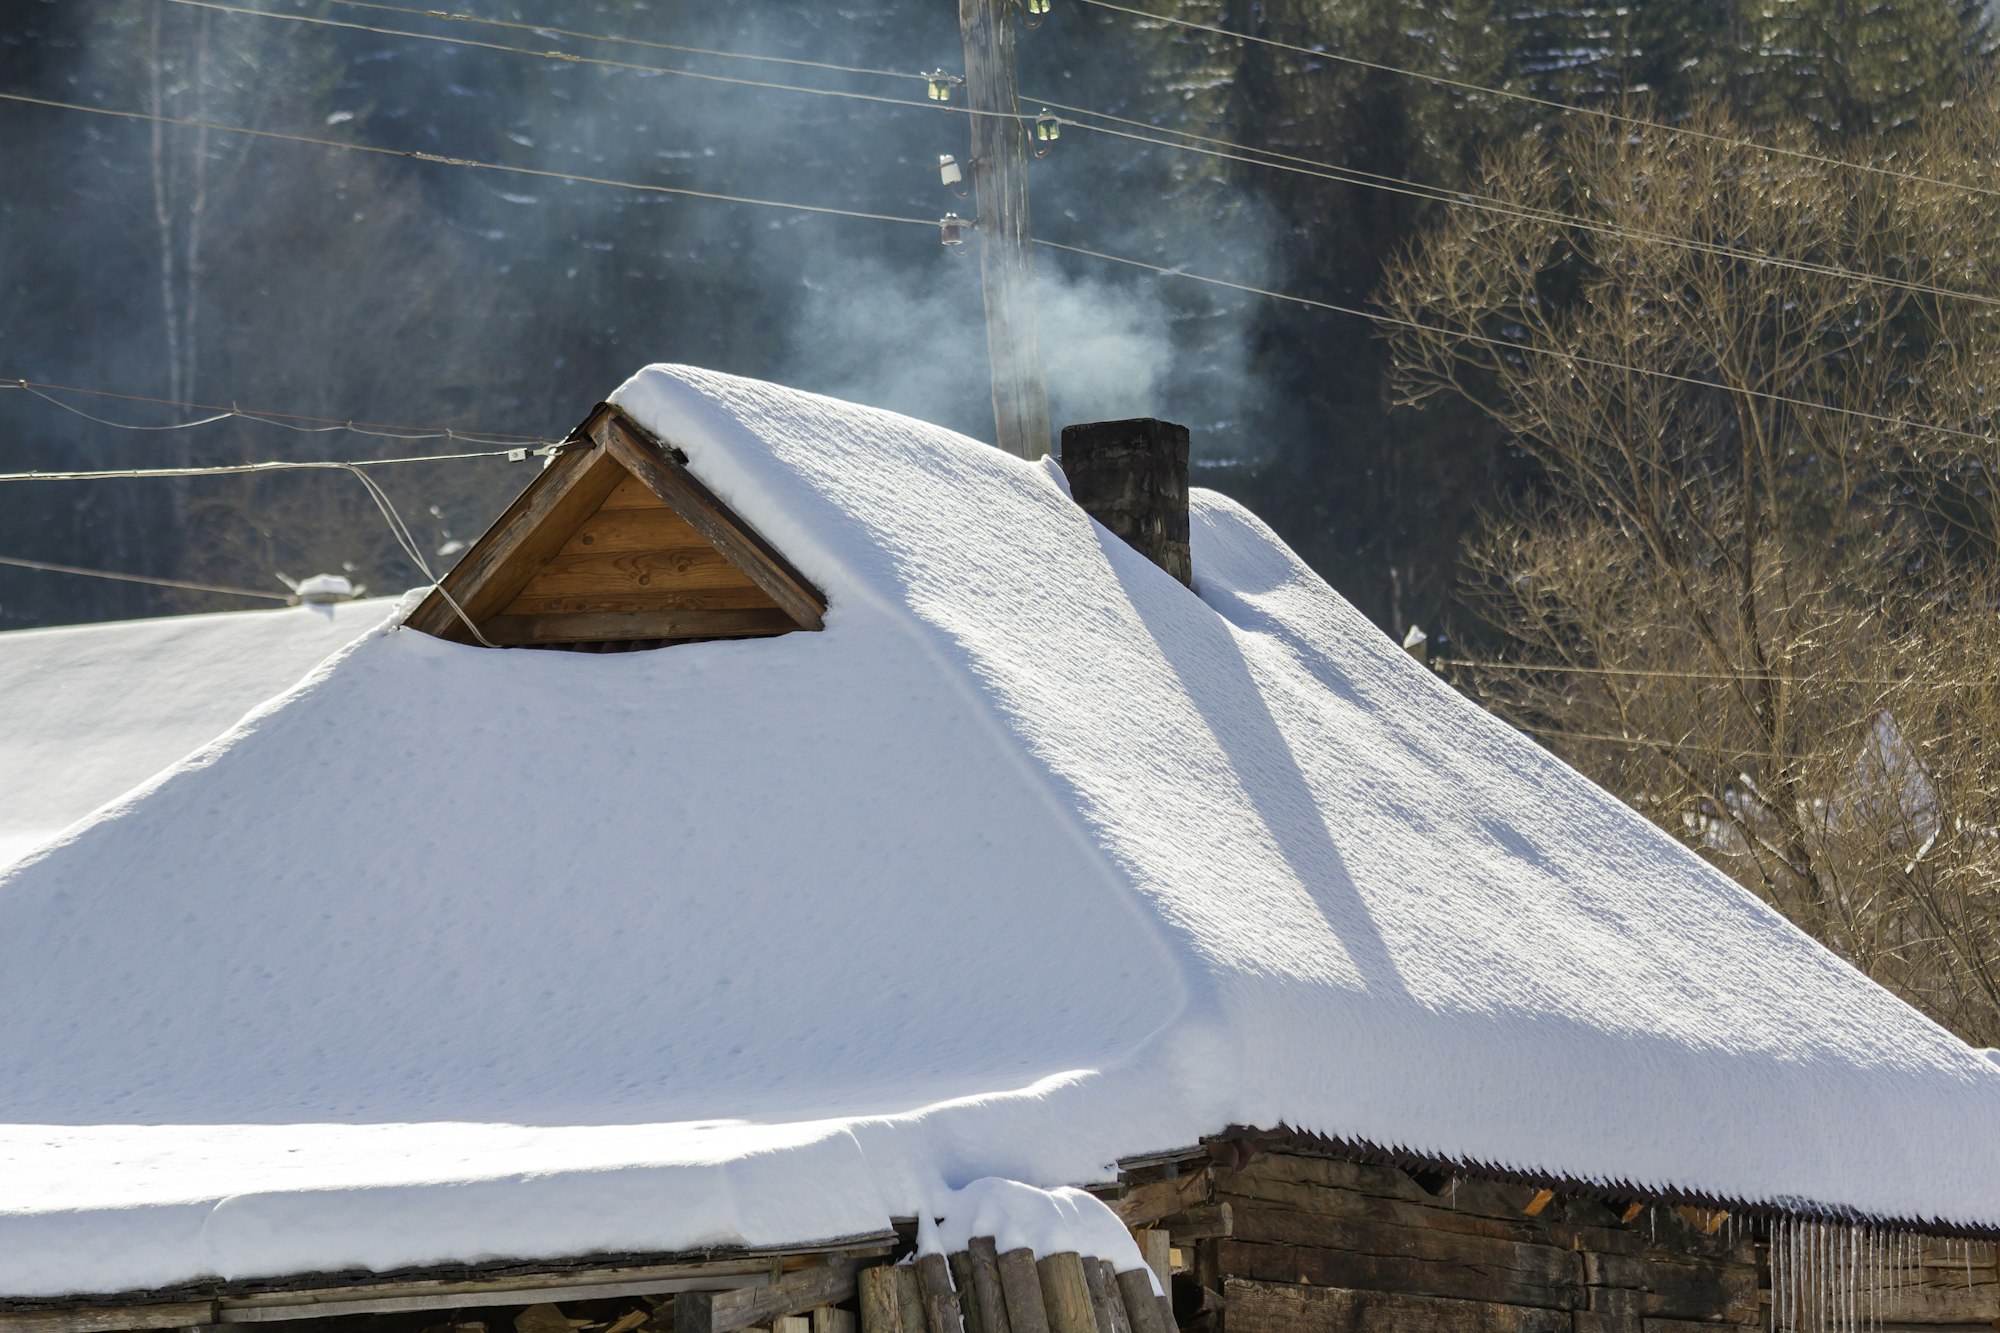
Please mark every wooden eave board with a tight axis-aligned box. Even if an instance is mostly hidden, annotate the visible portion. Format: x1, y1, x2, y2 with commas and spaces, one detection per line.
404, 405, 825, 648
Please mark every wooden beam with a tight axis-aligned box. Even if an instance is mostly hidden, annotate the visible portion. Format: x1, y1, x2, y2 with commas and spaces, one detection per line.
591, 409, 826, 632
482, 608, 797, 645
0, 1304, 216, 1333
404, 440, 624, 641
1220, 1279, 1571, 1333
676, 1262, 859, 1333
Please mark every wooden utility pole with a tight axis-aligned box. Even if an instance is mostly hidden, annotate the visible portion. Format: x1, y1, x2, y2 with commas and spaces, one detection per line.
959, 0, 1051, 459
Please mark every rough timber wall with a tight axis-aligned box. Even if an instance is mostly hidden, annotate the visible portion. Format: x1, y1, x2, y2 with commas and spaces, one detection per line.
1102, 1145, 2000, 1333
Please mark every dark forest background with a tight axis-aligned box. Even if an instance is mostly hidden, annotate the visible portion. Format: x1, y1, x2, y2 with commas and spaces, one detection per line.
1, 0, 1991, 635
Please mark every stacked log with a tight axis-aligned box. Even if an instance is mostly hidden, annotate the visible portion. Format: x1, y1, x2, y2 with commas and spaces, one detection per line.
858, 1243, 1171, 1333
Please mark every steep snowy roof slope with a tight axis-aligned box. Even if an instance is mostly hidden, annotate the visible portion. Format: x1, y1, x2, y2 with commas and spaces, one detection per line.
0, 366, 1994, 1300
0, 599, 397, 871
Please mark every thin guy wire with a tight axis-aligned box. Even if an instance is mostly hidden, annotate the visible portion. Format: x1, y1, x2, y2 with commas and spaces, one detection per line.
164, 1, 1026, 124
1034, 237, 2000, 449
1036, 102, 2000, 314
166, 0, 2000, 313
5, 378, 550, 445
12, 90, 1997, 452
338, 459, 497, 646
1072, 0, 2000, 203
0, 553, 294, 601
0, 90, 941, 231
323, 0, 929, 83
1436, 657, 1993, 689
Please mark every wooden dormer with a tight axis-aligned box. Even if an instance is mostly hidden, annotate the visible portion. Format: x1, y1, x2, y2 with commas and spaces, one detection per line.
404, 403, 825, 650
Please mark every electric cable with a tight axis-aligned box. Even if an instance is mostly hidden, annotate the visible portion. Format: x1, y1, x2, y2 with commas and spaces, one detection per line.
321, 0, 930, 84
160, 0, 2000, 314
1032, 237, 2000, 449
0, 553, 295, 602
9, 92, 1996, 453
4, 378, 552, 446
1072, 0, 2000, 203
0, 90, 941, 231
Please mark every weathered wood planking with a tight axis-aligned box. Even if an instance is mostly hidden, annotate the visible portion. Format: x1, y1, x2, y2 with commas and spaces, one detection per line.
1222, 1278, 1571, 1333
503, 588, 781, 617
406, 401, 824, 649
591, 409, 825, 632
404, 445, 625, 641
1216, 1231, 1580, 1313
507, 548, 775, 602
483, 609, 798, 646
674, 1261, 857, 1333
554, 499, 706, 554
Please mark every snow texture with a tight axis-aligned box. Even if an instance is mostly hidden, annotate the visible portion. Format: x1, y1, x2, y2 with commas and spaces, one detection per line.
925, 1180, 1155, 1291
1, 366, 1996, 1299
0, 599, 396, 871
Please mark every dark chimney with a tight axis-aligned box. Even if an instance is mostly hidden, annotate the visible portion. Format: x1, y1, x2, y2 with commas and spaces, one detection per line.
1059, 418, 1192, 586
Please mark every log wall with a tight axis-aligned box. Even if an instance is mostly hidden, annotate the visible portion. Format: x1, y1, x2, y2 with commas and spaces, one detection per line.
1101, 1144, 2000, 1333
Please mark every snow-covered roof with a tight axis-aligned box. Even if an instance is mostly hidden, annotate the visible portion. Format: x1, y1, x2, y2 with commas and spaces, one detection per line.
0, 598, 396, 871
2, 366, 1995, 1300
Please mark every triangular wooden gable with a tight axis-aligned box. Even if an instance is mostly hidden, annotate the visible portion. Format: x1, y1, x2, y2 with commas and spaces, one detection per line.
405, 403, 825, 649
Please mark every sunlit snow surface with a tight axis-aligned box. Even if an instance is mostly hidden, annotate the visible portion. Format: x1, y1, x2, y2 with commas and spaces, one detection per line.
1, 366, 1995, 1297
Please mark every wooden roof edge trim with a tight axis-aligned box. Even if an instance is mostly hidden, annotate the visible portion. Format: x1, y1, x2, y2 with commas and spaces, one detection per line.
1187, 1124, 2000, 1242
402, 428, 609, 641
0, 1232, 898, 1324
588, 405, 827, 632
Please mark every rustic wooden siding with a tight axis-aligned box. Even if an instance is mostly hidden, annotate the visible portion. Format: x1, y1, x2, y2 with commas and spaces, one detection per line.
1104, 1146, 1998, 1333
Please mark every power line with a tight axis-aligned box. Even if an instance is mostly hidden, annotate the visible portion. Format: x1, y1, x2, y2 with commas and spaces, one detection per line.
323, 0, 931, 84
4, 378, 552, 445
163, 0, 1018, 124
1034, 238, 2000, 449
0, 90, 940, 231
13, 89, 1997, 453
0, 447, 546, 483
1438, 658, 1993, 690
0, 553, 294, 602
1072, 0, 2000, 204
172, 0, 2000, 314
1036, 102, 2000, 314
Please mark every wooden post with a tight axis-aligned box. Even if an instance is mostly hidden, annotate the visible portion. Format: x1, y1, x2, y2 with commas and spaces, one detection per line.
1084, 1261, 1132, 1333
995, 1249, 1053, 1333
1112, 1270, 1169, 1333
958, 0, 1051, 459
916, 1253, 966, 1333
859, 1268, 905, 1333
966, 1238, 1016, 1333
1033, 1254, 1096, 1333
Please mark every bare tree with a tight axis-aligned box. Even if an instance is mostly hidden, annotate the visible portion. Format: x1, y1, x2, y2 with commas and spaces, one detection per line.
1377, 97, 2000, 1043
